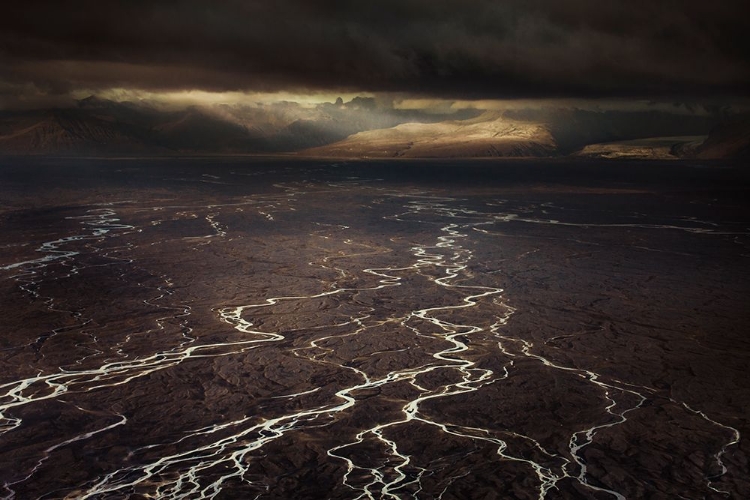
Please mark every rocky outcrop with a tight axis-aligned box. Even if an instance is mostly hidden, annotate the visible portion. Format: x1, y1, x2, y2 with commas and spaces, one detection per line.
574, 136, 706, 160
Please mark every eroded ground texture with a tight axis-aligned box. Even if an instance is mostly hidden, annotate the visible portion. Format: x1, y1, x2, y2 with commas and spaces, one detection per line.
1, 158, 749, 499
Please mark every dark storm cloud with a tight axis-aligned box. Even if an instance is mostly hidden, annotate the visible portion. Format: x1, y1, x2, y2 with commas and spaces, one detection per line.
1, 0, 748, 101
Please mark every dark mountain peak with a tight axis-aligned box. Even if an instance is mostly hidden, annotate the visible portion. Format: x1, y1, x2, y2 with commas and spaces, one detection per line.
345, 96, 377, 110
76, 95, 115, 109
696, 114, 750, 159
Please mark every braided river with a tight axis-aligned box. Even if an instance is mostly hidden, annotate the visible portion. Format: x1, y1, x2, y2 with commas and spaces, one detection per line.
1, 158, 749, 499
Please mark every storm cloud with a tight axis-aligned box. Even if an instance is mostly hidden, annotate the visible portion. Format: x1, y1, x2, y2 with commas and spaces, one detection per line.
1, 0, 749, 103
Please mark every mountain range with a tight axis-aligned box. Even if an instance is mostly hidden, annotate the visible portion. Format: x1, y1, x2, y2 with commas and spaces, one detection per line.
0, 96, 747, 159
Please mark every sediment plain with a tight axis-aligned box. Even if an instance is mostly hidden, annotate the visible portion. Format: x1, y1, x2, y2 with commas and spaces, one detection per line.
1, 158, 749, 499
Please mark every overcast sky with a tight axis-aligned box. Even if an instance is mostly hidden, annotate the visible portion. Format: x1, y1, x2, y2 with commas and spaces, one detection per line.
1, 0, 748, 108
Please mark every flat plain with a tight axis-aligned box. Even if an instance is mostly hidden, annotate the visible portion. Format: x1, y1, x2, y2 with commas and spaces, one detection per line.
1, 158, 749, 499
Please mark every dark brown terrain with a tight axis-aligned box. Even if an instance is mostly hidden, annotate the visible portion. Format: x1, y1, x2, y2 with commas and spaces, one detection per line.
0, 158, 749, 499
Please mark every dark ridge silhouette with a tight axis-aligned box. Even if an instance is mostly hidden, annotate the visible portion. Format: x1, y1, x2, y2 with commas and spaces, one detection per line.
696, 115, 750, 159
